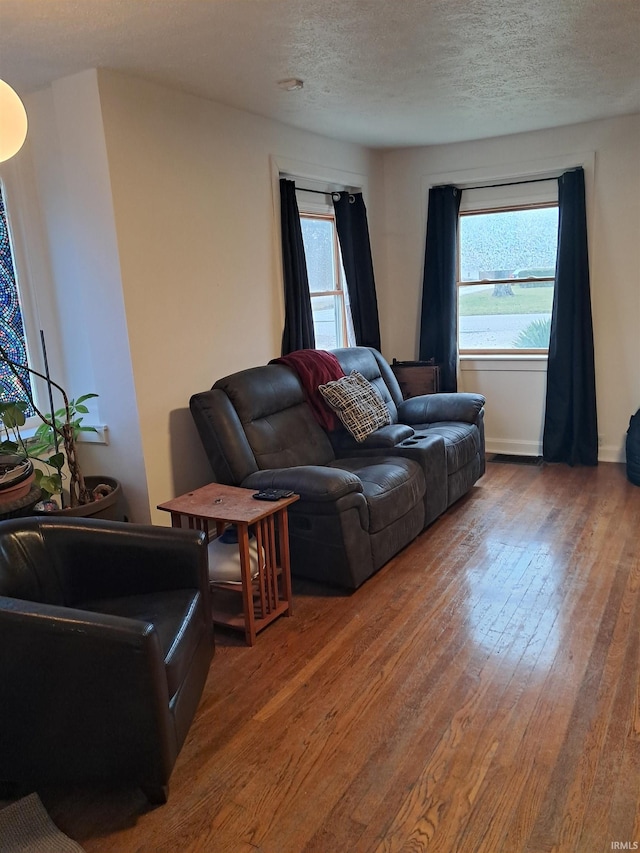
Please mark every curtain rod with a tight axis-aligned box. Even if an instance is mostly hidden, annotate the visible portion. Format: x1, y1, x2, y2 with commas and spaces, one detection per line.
294, 186, 357, 202
455, 175, 560, 192
295, 186, 335, 196
295, 187, 356, 204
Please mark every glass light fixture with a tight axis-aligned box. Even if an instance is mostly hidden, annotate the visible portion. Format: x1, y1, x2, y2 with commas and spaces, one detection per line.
0, 79, 28, 163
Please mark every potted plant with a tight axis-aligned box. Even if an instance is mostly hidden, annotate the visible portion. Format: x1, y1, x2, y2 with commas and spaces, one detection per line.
0, 429, 35, 507
0, 341, 120, 517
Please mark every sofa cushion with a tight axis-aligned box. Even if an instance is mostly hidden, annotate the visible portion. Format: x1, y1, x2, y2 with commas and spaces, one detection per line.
270, 350, 345, 431
319, 371, 391, 442
214, 364, 336, 469
79, 589, 205, 698
331, 346, 402, 422
328, 457, 424, 533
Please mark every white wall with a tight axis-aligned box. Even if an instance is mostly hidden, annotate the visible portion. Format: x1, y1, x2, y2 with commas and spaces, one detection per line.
19, 72, 149, 521
379, 115, 640, 461
95, 70, 380, 521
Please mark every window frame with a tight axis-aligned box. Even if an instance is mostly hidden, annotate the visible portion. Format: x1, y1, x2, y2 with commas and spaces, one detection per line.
298, 206, 353, 350
0, 164, 106, 447
457, 200, 558, 357
0, 172, 50, 430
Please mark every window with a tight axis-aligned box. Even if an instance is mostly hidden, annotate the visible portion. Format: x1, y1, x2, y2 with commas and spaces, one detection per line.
300, 213, 354, 350
0, 182, 34, 410
458, 203, 558, 353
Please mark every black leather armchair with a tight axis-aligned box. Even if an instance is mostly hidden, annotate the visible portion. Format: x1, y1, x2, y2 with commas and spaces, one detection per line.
0, 516, 214, 804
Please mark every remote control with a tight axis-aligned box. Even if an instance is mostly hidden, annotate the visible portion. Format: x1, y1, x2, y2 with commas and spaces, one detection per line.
253, 488, 294, 501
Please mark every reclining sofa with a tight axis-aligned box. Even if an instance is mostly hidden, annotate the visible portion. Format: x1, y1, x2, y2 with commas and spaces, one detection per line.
191, 347, 485, 590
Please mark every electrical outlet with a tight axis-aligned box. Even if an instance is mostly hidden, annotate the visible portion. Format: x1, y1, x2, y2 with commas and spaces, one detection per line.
78, 424, 109, 445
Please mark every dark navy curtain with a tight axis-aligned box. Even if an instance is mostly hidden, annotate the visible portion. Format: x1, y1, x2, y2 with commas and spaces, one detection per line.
279, 179, 315, 355
419, 185, 461, 391
543, 167, 598, 465
333, 192, 381, 350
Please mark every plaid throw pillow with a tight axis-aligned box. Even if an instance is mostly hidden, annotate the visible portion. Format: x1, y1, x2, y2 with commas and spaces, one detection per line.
318, 370, 391, 442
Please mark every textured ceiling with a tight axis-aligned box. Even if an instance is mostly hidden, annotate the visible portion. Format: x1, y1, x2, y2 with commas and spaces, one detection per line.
0, 0, 639, 147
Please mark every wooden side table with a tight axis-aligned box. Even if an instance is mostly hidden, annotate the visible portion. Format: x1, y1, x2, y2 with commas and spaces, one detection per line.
157, 483, 298, 645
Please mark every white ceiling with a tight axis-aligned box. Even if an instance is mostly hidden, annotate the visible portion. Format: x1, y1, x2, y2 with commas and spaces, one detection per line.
1, 0, 639, 148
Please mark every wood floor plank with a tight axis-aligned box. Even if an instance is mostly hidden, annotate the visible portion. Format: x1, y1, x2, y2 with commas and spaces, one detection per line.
580, 561, 640, 852
370, 554, 583, 851
521, 475, 640, 853
12, 461, 639, 853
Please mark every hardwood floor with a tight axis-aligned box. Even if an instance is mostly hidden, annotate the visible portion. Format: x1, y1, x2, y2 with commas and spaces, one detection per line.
17, 462, 640, 851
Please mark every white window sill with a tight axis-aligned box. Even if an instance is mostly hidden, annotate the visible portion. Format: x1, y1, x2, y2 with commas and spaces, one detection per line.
460, 354, 548, 372
17, 423, 109, 445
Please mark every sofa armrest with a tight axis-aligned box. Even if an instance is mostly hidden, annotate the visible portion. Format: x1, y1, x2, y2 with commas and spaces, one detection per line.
0, 596, 164, 660
39, 519, 209, 605
331, 423, 415, 455
0, 598, 175, 782
242, 465, 363, 503
398, 392, 485, 425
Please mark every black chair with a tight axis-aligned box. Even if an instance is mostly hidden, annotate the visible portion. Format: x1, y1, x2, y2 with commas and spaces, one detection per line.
0, 516, 214, 804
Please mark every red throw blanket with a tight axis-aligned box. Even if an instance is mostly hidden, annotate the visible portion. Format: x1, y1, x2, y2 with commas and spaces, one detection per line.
271, 349, 345, 431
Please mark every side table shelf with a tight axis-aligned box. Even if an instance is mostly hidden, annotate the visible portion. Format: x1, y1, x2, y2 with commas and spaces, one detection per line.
209, 507, 290, 641
158, 483, 298, 645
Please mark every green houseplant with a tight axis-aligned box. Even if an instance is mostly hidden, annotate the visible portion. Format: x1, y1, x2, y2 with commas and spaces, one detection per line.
0, 340, 114, 510
0, 394, 99, 506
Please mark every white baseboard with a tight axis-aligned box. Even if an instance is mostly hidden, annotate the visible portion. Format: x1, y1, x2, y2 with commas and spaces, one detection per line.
486, 438, 625, 464
486, 438, 542, 457
598, 444, 625, 464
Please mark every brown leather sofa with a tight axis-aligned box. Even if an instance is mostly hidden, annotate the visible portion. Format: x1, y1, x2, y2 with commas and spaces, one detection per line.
0, 516, 214, 803
190, 347, 485, 590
